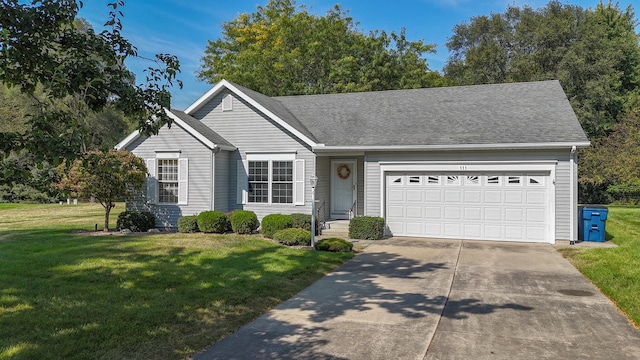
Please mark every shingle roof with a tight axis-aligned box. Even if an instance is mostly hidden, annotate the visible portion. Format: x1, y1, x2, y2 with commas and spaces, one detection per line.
169, 109, 234, 148
273, 80, 588, 147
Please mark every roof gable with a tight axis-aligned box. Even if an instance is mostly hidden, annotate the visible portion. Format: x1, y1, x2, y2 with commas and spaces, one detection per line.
114, 109, 236, 151
185, 79, 318, 146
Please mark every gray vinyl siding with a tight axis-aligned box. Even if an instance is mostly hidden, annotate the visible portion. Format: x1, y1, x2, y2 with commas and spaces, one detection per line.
555, 157, 571, 240
214, 150, 230, 211
315, 157, 331, 222
196, 90, 315, 221
125, 124, 215, 228
363, 149, 575, 241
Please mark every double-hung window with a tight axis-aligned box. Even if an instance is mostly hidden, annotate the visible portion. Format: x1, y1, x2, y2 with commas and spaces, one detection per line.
241, 154, 303, 205
248, 159, 293, 204
158, 159, 179, 203
146, 156, 188, 205
248, 161, 270, 203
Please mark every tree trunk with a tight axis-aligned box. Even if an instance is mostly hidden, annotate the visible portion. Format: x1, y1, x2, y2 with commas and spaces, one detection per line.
104, 205, 111, 232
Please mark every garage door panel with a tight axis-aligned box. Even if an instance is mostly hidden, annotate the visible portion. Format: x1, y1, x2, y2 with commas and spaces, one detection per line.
444, 207, 462, 220
484, 225, 502, 239
464, 190, 482, 203
426, 190, 441, 202
425, 223, 443, 237
464, 207, 482, 220
526, 226, 547, 241
526, 191, 546, 204
425, 206, 442, 219
484, 207, 502, 221
526, 208, 546, 222
406, 206, 423, 219
505, 226, 524, 240
444, 223, 462, 237
388, 189, 405, 202
484, 190, 502, 203
406, 189, 423, 202
387, 221, 405, 235
405, 222, 423, 235
444, 190, 462, 202
505, 208, 524, 221
464, 224, 482, 238
386, 172, 551, 243
387, 205, 404, 218
505, 191, 523, 204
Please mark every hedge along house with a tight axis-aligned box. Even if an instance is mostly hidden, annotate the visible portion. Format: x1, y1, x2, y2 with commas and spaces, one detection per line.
116, 79, 589, 244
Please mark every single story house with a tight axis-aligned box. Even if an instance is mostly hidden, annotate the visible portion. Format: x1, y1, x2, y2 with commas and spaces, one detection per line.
116, 79, 589, 244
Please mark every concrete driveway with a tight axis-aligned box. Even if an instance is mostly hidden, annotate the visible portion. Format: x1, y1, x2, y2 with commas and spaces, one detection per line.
192, 238, 640, 360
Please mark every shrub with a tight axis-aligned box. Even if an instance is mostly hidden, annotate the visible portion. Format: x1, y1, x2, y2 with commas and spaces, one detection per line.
177, 215, 199, 233
348, 216, 385, 240
230, 210, 258, 234
314, 238, 353, 252
261, 214, 293, 238
290, 213, 312, 230
116, 211, 156, 232
273, 228, 311, 246
197, 210, 228, 233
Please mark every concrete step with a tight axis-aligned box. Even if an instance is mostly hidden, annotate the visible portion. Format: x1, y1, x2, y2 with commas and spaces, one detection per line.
320, 228, 349, 237
324, 220, 350, 230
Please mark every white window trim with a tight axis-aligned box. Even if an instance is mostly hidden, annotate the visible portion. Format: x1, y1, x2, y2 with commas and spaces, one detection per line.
244, 154, 302, 206
151, 154, 188, 205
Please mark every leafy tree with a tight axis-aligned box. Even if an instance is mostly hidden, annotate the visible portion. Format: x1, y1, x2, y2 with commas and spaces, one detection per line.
444, 0, 640, 139
54, 150, 147, 231
0, 0, 182, 163
580, 108, 640, 203
198, 0, 446, 96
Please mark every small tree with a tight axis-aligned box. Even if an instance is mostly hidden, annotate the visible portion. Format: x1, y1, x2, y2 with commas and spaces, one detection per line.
55, 150, 146, 231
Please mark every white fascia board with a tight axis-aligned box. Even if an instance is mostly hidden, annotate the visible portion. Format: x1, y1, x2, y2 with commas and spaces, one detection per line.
313, 141, 591, 152
165, 109, 223, 150
114, 130, 141, 150
184, 80, 229, 114
379, 161, 558, 173
185, 79, 317, 148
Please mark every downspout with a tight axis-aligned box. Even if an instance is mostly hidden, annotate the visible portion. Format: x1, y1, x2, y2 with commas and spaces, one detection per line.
570, 146, 577, 245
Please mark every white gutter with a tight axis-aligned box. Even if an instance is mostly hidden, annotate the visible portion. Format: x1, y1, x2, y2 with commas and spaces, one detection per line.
313, 141, 591, 152
570, 145, 577, 245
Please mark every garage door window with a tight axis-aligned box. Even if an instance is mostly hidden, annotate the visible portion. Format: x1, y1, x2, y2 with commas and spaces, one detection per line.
391, 176, 403, 184
446, 175, 460, 185
408, 176, 421, 185
507, 176, 522, 185
427, 175, 440, 185
464, 175, 480, 186
528, 175, 544, 185
486, 175, 501, 185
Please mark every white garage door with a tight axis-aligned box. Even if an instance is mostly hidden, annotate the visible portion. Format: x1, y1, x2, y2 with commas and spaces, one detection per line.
386, 172, 551, 242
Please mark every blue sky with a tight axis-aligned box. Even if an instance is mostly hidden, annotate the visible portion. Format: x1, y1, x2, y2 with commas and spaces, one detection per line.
78, 0, 630, 110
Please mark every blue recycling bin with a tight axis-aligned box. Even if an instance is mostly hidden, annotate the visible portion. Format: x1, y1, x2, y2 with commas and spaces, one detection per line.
578, 205, 608, 242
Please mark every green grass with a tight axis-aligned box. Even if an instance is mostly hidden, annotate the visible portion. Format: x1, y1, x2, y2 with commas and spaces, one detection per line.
0, 203, 353, 359
559, 206, 640, 328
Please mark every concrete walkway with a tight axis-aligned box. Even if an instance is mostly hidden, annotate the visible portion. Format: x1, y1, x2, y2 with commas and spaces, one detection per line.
192, 238, 640, 360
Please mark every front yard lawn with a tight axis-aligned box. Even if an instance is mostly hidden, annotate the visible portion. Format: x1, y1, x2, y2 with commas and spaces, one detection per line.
0, 203, 353, 359
559, 206, 640, 328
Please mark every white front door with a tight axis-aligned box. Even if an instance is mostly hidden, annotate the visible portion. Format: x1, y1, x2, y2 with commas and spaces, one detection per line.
331, 160, 356, 219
